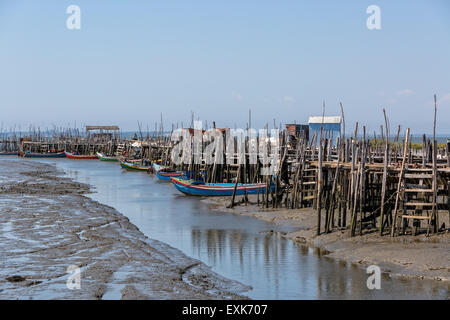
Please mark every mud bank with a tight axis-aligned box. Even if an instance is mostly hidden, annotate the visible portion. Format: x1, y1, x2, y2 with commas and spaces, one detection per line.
0, 160, 249, 299
203, 195, 450, 286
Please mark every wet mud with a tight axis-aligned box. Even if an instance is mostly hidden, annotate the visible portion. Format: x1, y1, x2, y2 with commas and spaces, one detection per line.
0, 161, 249, 299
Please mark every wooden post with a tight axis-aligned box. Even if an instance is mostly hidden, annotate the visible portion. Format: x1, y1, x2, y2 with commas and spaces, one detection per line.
448, 181, 450, 228
447, 139, 450, 168
229, 164, 241, 208
359, 143, 366, 235
379, 109, 390, 235
390, 128, 410, 237
316, 128, 324, 235
291, 144, 302, 209
350, 153, 361, 237
326, 138, 341, 233
428, 95, 439, 235
360, 127, 367, 234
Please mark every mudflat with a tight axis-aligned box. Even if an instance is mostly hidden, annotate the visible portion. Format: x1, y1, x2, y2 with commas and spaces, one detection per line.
0, 160, 249, 299
203, 195, 450, 286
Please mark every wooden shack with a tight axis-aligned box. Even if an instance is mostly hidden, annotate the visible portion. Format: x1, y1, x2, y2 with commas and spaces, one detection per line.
285, 124, 309, 140
86, 126, 120, 143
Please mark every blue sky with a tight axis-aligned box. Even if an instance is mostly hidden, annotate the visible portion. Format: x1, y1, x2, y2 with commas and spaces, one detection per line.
0, 0, 449, 134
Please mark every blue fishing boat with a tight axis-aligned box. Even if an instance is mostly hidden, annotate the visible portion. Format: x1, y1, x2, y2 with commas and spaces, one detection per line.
170, 177, 272, 196
155, 167, 185, 181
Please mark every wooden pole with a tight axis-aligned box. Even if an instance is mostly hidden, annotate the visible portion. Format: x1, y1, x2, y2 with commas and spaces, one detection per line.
428, 95, 439, 235
229, 162, 241, 208
326, 137, 341, 233
316, 128, 324, 235
390, 128, 410, 237
379, 109, 390, 235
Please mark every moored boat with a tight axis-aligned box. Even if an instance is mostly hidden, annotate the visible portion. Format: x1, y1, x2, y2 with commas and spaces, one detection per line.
120, 160, 151, 171
170, 177, 272, 196
152, 163, 170, 172
96, 152, 119, 162
65, 152, 98, 160
153, 165, 185, 181
23, 152, 66, 158
155, 169, 185, 181
0, 152, 18, 156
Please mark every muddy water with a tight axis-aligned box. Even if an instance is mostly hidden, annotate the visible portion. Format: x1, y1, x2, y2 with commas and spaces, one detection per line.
30, 159, 447, 299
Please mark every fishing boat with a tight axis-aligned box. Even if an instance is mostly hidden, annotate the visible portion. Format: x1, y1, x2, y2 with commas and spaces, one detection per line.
120, 160, 151, 171
65, 152, 98, 160
96, 152, 119, 162
23, 152, 66, 158
170, 177, 272, 196
153, 164, 185, 181
152, 163, 170, 172
155, 169, 185, 181
0, 152, 18, 156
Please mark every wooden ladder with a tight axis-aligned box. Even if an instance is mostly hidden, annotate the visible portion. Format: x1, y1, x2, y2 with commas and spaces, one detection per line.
299, 166, 317, 206
391, 128, 437, 236
395, 168, 435, 236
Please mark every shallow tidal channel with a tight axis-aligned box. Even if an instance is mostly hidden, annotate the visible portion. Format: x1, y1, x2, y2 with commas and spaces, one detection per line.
19, 158, 448, 299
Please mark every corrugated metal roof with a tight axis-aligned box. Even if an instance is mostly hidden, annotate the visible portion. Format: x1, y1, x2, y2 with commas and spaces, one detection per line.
308, 116, 341, 124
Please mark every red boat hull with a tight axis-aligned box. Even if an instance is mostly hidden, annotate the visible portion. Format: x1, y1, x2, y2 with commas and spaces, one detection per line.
65, 152, 98, 160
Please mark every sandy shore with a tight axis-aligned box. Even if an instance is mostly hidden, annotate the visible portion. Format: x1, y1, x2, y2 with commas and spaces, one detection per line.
203, 195, 450, 285
0, 160, 249, 299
